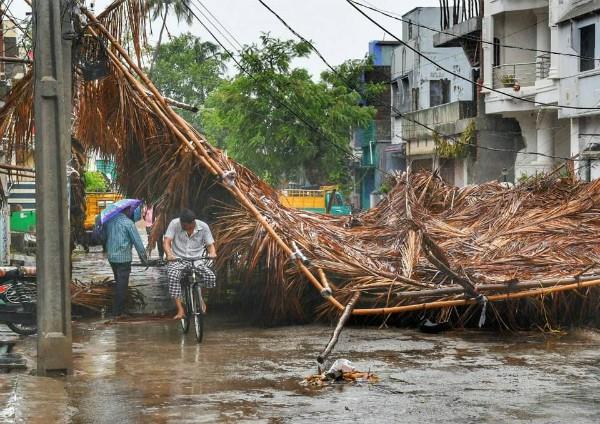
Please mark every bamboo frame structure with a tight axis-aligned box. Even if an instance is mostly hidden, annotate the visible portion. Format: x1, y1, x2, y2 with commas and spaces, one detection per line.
2, 1, 600, 329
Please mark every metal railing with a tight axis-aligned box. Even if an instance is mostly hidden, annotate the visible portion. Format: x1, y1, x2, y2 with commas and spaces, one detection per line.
493, 62, 536, 88
492, 54, 551, 89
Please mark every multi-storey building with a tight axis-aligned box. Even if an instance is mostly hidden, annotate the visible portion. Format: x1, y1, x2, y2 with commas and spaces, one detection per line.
482, 0, 600, 180
351, 40, 401, 209
398, 6, 521, 186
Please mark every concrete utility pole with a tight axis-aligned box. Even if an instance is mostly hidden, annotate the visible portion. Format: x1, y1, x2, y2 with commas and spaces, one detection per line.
33, 0, 73, 375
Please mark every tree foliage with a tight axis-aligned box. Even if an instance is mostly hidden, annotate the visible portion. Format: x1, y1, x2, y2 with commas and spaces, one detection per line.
145, 0, 195, 71
202, 34, 380, 186
149, 33, 226, 129
84, 171, 109, 192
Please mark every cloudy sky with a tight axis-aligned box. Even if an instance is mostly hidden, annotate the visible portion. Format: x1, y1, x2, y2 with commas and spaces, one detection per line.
11, 0, 439, 76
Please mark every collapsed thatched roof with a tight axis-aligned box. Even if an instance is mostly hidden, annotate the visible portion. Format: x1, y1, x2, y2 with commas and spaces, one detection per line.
2, 1, 600, 328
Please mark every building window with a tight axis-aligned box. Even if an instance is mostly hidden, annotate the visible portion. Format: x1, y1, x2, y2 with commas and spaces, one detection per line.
401, 48, 406, 74
580, 24, 595, 72
430, 79, 451, 107
396, 76, 410, 112
493, 37, 500, 67
408, 20, 413, 40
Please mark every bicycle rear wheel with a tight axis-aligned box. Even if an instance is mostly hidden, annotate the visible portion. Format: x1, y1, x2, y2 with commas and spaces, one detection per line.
180, 287, 190, 334
192, 287, 204, 343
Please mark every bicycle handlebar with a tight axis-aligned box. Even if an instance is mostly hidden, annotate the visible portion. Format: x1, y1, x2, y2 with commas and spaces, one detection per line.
131, 256, 216, 268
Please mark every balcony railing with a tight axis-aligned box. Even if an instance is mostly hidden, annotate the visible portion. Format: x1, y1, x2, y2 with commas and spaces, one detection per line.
536, 53, 550, 80
493, 62, 536, 88
492, 54, 552, 89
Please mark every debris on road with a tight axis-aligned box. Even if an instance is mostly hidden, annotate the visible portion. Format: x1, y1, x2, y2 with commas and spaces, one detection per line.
71, 278, 146, 313
304, 358, 378, 387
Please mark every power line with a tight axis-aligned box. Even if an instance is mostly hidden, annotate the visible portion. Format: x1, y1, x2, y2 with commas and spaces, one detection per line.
188, 0, 242, 56
352, 0, 600, 62
194, 0, 244, 51
258, 0, 588, 164
346, 0, 600, 111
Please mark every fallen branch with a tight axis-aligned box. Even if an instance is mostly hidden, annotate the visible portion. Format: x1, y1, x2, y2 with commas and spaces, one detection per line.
317, 292, 360, 364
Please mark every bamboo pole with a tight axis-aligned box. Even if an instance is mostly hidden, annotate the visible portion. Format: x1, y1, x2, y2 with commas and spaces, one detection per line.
352, 278, 600, 316
145, 90, 199, 112
0, 163, 35, 173
317, 292, 360, 364
0, 56, 32, 64
358, 274, 600, 299
84, 27, 218, 176
81, 7, 345, 311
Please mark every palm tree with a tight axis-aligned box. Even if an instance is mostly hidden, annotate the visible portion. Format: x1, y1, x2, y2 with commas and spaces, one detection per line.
146, 0, 195, 73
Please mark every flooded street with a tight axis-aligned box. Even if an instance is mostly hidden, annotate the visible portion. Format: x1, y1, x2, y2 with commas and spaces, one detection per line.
1, 247, 599, 422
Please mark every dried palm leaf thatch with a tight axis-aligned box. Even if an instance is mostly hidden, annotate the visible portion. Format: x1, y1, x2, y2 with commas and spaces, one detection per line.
71, 278, 146, 313
0, 72, 33, 163
1, 5, 600, 329
97, 0, 149, 66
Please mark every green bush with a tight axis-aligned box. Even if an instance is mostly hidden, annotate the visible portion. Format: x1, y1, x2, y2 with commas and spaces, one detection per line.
84, 171, 108, 192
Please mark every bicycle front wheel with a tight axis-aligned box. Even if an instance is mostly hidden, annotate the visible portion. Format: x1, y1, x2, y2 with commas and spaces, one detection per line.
7, 322, 37, 336
180, 287, 190, 334
192, 287, 204, 343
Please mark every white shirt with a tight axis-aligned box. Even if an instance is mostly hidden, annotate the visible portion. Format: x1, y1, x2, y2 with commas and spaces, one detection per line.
165, 218, 214, 260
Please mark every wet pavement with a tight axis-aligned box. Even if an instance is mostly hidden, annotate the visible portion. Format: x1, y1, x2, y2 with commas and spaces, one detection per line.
1, 318, 599, 423
1, 241, 600, 422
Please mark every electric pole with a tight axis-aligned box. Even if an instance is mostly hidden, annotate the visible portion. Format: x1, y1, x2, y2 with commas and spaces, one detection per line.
33, 0, 73, 375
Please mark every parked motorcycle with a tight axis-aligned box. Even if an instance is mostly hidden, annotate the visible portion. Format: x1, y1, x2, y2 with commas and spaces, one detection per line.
0, 267, 37, 335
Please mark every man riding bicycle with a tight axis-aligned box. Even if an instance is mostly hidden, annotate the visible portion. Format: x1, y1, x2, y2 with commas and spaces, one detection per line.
163, 208, 217, 320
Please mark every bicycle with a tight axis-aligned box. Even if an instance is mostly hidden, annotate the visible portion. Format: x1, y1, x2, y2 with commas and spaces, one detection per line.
133, 256, 215, 342
170, 257, 216, 343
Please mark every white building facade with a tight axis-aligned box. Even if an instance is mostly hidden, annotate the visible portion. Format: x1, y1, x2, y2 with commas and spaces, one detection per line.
395, 6, 522, 186
392, 7, 475, 185
483, 0, 600, 180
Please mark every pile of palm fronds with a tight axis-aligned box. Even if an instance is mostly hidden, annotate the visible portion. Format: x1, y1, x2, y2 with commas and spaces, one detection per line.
71, 278, 145, 313
1, 2, 600, 329
216, 171, 600, 327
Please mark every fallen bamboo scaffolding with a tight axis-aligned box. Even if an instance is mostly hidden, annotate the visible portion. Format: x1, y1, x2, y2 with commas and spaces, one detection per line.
82, 6, 345, 312
353, 278, 600, 316
1, 2, 600, 330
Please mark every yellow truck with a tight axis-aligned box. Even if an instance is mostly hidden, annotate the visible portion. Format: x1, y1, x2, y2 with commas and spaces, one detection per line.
279, 185, 351, 215
83, 192, 123, 230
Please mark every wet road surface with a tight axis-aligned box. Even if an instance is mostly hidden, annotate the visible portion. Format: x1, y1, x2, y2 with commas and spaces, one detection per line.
1, 242, 600, 422
1, 319, 600, 423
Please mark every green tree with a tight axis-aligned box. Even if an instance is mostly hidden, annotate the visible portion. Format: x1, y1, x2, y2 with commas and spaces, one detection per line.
149, 33, 225, 129
146, 0, 194, 72
202, 34, 379, 186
